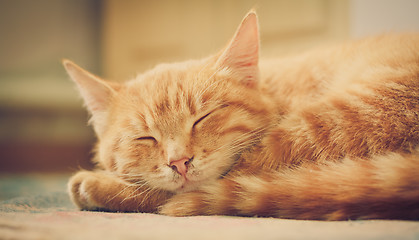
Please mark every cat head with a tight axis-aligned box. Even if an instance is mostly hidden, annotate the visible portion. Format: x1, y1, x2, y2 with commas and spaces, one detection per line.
64, 12, 273, 192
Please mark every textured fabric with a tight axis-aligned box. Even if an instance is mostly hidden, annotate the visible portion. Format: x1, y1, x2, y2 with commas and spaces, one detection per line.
1, 177, 419, 240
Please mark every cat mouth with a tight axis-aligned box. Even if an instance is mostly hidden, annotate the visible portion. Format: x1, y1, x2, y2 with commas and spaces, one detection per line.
179, 177, 190, 189
176, 177, 198, 193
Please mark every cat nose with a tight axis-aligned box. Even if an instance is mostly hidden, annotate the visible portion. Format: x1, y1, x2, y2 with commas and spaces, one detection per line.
169, 157, 190, 176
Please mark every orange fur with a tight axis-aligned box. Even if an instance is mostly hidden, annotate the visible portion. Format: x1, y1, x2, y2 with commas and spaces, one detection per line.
65, 12, 419, 220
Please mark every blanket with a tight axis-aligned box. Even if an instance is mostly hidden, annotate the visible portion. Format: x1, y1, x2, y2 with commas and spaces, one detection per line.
1, 176, 419, 240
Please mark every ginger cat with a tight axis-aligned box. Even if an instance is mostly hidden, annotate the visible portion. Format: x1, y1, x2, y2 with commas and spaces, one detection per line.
64, 12, 419, 220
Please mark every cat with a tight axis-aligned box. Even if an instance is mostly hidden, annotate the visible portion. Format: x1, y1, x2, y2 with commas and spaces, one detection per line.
64, 11, 419, 220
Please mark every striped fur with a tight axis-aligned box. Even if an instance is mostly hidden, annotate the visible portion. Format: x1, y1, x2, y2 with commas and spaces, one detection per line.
65, 12, 419, 220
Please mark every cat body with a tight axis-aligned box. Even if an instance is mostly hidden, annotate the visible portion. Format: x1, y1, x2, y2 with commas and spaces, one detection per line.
65, 12, 419, 220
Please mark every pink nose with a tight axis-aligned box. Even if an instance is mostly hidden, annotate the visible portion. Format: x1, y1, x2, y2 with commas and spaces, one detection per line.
169, 157, 190, 176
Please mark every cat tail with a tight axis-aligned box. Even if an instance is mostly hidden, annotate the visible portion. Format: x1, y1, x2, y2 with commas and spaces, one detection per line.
161, 150, 419, 220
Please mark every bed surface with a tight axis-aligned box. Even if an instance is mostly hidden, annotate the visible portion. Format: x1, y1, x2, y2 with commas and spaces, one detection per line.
1, 174, 418, 240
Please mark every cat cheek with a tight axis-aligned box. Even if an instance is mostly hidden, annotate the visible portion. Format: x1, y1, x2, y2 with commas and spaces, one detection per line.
151, 165, 159, 172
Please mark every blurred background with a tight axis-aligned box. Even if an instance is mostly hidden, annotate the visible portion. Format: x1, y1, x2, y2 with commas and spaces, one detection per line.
0, 0, 418, 179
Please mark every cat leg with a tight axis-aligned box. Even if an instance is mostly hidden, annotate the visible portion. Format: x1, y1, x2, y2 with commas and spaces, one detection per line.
160, 152, 419, 220
68, 170, 172, 212
159, 174, 282, 218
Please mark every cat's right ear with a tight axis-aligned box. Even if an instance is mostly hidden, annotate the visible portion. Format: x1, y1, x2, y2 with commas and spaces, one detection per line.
215, 11, 260, 88
63, 60, 119, 114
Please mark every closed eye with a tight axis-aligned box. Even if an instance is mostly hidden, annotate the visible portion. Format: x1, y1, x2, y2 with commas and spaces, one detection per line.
135, 136, 157, 142
193, 105, 229, 129
193, 112, 212, 128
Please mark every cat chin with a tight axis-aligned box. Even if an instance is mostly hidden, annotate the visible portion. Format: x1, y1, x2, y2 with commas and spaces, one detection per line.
166, 176, 204, 193
175, 181, 200, 194
153, 176, 194, 193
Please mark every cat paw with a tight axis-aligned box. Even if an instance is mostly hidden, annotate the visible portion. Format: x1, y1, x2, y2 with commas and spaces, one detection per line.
159, 191, 208, 216
68, 171, 106, 210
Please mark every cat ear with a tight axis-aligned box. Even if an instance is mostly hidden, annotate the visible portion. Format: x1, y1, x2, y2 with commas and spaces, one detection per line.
216, 11, 260, 87
63, 60, 120, 135
63, 59, 118, 114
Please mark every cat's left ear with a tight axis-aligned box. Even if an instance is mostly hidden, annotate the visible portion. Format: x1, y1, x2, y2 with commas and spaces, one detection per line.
63, 60, 119, 114
63, 60, 120, 135
215, 11, 260, 87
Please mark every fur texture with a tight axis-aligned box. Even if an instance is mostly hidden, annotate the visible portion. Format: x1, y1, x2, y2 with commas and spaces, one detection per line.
64, 12, 419, 220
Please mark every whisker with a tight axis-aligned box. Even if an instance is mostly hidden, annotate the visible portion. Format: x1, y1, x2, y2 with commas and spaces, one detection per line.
139, 187, 160, 206
121, 185, 159, 206
213, 125, 269, 154
120, 184, 149, 203
113, 172, 148, 182
195, 65, 225, 103
196, 60, 212, 78
105, 173, 150, 204
106, 184, 132, 203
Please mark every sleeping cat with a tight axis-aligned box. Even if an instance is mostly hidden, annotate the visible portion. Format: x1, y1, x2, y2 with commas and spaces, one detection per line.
64, 12, 419, 220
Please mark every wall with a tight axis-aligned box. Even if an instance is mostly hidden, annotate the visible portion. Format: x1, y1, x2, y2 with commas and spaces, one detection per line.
1, 0, 418, 173
102, 0, 349, 80
350, 0, 419, 37
0, 0, 101, 172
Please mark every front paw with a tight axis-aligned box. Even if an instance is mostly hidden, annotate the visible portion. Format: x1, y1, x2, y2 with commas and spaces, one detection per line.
68, 171, 106, 210
159, 191, 208, 216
